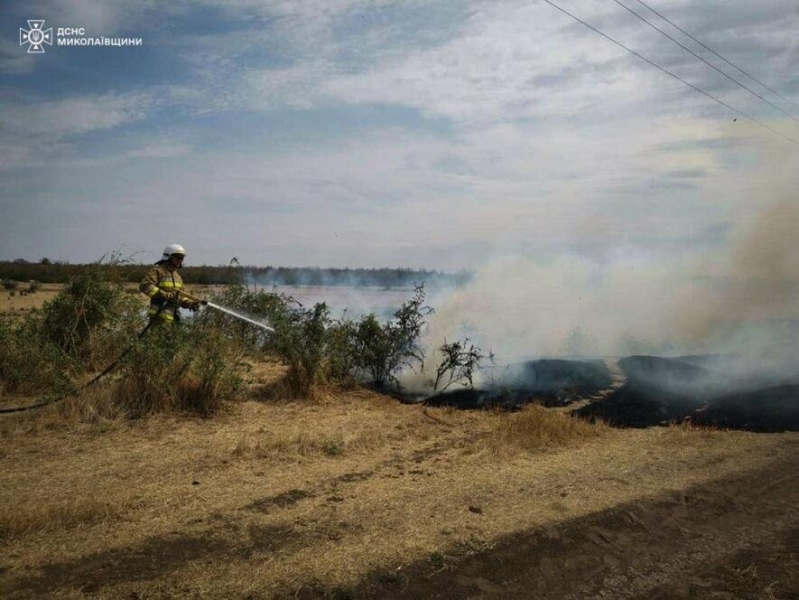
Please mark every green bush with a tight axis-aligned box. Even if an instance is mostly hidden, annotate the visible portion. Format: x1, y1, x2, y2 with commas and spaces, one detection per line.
271, 302, 331, 398
178, 324, 243, 416
197, 283, 290, 354
0, 260, 142, 399
329, 284, 433, 388
0, 315, 74, 397
113, 323, 242, 418
326, 316, 359, 384
3, 279, 17, 291
41, 262, 141, 365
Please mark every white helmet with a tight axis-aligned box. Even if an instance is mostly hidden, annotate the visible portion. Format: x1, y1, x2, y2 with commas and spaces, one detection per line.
161, 243, 186, 261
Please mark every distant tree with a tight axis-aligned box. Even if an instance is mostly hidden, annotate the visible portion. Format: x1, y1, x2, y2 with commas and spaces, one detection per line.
40, 257, 52, 265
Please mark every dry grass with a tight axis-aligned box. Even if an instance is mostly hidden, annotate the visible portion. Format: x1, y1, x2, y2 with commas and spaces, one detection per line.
0, 496, 130, 542
232, 423, 388, 460
484, 404, 607, 455
0, 284, 62, 316
0, 386, 121, 438
1, 360, 797, 599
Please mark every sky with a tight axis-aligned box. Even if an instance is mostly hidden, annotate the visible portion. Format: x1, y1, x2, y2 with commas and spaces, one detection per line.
0, 0, 798, 270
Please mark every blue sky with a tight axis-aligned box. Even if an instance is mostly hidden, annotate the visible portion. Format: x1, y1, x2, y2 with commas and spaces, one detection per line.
1, 0, 797, 269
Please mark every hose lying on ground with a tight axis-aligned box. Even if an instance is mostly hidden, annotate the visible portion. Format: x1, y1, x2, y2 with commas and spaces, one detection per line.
0, 304, 169, 414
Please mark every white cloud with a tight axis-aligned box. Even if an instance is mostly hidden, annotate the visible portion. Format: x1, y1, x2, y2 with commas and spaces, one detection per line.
1, 92, 151, 137
244, 61, 335, 110
31, 0, 160, 35
126, 142, 191, 158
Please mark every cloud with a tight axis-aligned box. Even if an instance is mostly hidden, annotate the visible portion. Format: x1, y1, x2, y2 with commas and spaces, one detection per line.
0, 92, 152, 169
1, 0, 797, 273
20, 0, 160, 36
1, 92, 151, 137
126, 142, 191, 158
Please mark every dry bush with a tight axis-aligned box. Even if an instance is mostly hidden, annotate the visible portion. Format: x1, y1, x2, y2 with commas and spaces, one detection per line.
112, 329, 187, 417
175, 327, 242, 416
486, 404, 606, 455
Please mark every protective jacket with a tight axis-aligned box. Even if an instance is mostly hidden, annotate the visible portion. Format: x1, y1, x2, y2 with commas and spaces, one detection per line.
139, 263, 192, 323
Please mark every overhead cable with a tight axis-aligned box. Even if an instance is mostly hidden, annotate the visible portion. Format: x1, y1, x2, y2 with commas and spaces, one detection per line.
632, 0, 799, 112
613, 0, 798, 122
540, 0, 799, 145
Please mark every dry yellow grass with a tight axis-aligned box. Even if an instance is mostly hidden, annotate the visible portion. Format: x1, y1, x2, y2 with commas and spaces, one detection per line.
0, 365, 796, 599
484, 404, 607, 455
0, 284, 62, 316
0, 496, 133, 542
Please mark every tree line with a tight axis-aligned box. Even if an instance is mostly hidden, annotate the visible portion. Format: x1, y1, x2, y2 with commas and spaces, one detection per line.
0, 259, 470, 288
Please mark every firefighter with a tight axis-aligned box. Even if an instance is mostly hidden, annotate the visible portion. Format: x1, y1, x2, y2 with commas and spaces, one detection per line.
139, 243, 201, 324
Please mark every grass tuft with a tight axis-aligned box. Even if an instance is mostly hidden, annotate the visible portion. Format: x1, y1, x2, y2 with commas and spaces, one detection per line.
485, 404, 606, 455
0, 497, 128, 542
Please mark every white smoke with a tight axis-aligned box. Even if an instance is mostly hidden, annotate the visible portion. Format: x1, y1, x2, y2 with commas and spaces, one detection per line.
414, 144, 799, 387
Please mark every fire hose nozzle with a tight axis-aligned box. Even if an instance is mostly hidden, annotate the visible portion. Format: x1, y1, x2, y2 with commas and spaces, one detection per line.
176, 289, 208, 305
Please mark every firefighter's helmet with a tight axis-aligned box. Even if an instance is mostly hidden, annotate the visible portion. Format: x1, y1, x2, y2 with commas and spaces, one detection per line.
161, 243, 187, 261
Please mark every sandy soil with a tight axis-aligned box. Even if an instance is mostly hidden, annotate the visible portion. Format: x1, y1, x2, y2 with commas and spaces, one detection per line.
1, 363, 797, 599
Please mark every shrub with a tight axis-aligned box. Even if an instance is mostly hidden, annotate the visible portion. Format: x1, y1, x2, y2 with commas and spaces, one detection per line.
271, 302, 331, 398
197, 283, 291, 354
176, 325, 243, 416
113, 322, 242, 417
41, 262, 141, 364
111, 327, 185, 417
2, 279, 17, 291
0, 259, 143, 399
326, 316, 359, 384
433, 339, 490, 392
28, 281, 40, 293
0, 315, 74, 397
347, 284, 432, 387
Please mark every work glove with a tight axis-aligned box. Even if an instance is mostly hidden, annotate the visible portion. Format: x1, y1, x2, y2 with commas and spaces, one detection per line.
188, 301, 202, 312
160, 290, 177, 302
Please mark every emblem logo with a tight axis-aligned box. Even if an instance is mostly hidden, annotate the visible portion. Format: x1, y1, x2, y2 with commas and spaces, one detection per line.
20, 20, 53, 53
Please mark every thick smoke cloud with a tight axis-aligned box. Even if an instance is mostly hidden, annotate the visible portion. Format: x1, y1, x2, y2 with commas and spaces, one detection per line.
414, 145, 798, 389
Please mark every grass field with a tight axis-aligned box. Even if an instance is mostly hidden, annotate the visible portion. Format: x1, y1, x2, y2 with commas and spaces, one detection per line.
1, 283, 797, 598
1, 359, 797, 599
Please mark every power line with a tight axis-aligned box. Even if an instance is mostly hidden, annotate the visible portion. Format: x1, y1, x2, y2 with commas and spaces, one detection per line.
539, 0, 799, 145
613, 0, 798, 122
632, 0, 799, 112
